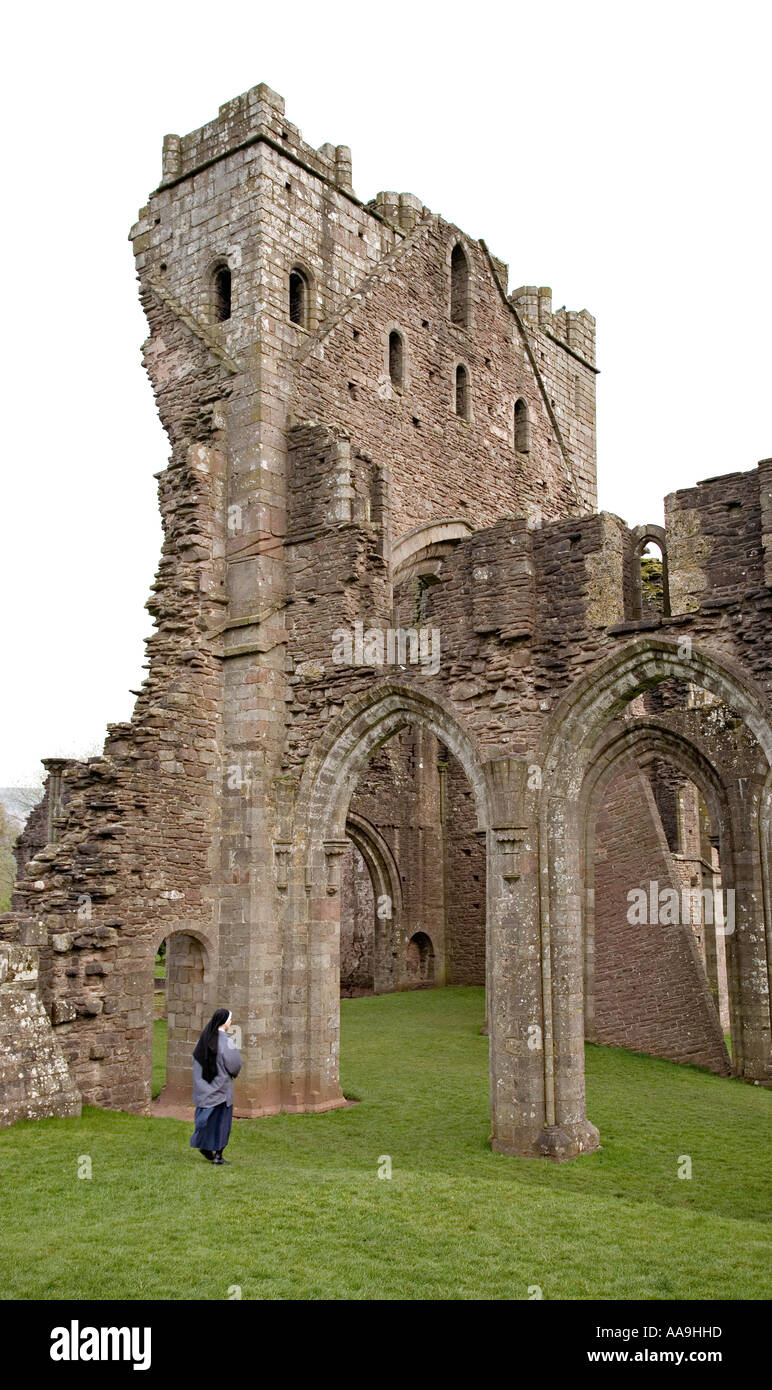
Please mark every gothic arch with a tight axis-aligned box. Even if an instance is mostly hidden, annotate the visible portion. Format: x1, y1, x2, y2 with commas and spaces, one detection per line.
537, 638, 772, 1106
391, 518, 473, 577
280, 681, 491, 1118
345, 811, 404, 993
539, 637, 772, 790
298, 681, 490, 843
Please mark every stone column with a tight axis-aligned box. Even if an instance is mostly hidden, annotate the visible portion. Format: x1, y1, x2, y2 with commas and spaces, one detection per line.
487, 810, 547, 1156
218, 753, 284, 1117
540, 795, 600, 1160
281, 839, 347, 1113
726, 778, 772, 1083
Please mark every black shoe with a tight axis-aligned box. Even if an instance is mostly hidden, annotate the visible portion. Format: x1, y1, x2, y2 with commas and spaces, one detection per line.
212, 1150, 230, 1165
200, 1149, 214, 1161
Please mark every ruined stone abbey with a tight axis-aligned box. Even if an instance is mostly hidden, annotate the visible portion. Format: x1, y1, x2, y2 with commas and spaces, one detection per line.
2, 83, 770, 1157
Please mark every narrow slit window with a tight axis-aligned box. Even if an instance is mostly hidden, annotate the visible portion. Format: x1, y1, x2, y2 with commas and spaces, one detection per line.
212, 264, 231, 322
289, 269, 308, 326
389, 330, 404, 390
515, 397, 530, 453
450, 243, 470, 326
455, 363, 470, 419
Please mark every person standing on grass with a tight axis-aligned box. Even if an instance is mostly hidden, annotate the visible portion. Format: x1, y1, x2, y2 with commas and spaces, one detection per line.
190, 1008, 242, 1165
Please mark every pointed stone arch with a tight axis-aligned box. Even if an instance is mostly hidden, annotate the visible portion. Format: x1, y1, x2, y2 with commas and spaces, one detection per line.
540, 637, 772, 784
345, 811, 404, 994
279, 681, 500, 1121
537, 638, 772, 1117
298, 681, 490, 843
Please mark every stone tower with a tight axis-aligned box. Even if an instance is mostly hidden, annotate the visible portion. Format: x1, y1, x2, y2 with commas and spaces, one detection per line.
128, 82, 598, 1122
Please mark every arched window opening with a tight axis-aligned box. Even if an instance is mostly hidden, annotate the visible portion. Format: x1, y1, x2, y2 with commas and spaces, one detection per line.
211, 264, 231, 322
640, 543, 665, 617
455, 363, 470, 419
450, 242, 470, 326
515, 397, 530, 453
628, 526, 671, 621
406, 931, 435, 986
289, 268, 308, 326
415, 572, 440, 622
630, 540, 670, 620
388, 330, 404, 390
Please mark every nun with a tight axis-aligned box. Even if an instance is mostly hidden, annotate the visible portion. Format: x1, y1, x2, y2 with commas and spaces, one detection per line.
190, 1008, 242, 1165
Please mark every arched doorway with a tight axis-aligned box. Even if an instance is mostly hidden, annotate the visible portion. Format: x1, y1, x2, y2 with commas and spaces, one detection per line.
539, 637, 772, 1117
151, 930, 211, 1107
289, 682, 491, 1118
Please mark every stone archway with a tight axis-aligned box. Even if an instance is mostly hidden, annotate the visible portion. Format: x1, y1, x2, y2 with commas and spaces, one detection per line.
150, 928, 213, 1108
538, 638, 772, 1108
285, 679, 594, 1158
283, 682, 491, 1117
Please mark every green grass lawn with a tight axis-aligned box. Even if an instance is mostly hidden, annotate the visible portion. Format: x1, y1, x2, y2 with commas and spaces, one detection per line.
1, 987, 770, 1300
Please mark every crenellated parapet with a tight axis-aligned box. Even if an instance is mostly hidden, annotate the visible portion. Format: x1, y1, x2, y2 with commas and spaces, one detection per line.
158, 82, 357, 198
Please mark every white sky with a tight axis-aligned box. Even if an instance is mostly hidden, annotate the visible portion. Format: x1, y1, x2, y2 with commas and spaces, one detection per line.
1, 0, 769, 786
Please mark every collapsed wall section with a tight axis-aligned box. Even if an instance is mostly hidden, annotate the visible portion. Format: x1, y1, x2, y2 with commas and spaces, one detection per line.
0, 943, 81, 1127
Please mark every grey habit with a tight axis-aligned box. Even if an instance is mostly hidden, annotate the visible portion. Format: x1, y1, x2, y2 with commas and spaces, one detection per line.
192, 1030, 243, 1107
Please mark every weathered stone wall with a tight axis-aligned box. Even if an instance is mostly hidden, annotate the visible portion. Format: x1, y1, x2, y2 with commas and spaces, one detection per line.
0, 942, 81, 1127
293, 227, 595, 538
592, 761, 730, 1073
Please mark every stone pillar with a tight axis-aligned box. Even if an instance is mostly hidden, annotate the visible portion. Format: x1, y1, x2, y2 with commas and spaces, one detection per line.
703, 862, 721, 1007
219, 758, 284, 1118
487, 821, 546, 1156
372, 884, 394, 996
484, 754, 548, 1156
218, 333, 290, 1118
726, 778, 772, 1083
542, 796, 600, 1157
281, 840, 347, 1113
542, 800, 598, 1156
